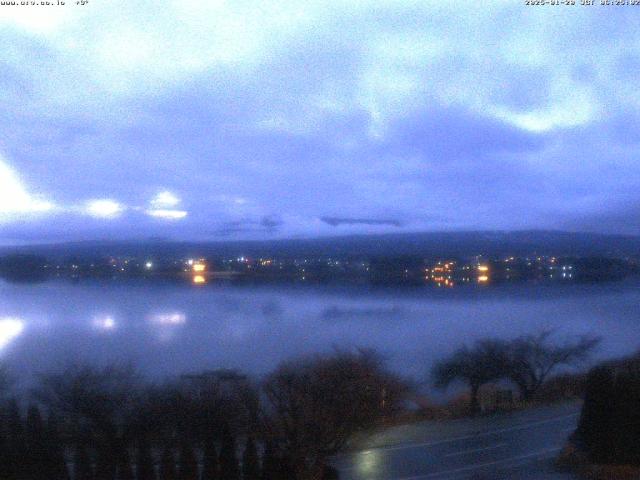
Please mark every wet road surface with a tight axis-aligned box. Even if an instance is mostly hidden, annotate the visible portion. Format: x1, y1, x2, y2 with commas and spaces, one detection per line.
333, 402, 581, 479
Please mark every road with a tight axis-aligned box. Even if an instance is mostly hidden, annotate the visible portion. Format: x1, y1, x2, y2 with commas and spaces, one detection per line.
332, 402, 581, 479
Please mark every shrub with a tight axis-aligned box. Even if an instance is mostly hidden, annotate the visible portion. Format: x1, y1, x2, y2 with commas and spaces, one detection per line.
576, 354, 640, 465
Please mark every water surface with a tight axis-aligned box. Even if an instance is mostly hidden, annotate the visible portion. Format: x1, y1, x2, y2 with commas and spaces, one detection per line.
0, 280, 638, 385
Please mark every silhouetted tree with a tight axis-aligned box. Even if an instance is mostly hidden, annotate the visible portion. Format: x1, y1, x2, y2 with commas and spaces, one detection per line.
201, 438, 218, 480
242, 436, 260, 480
25, 405, 47, 480
44, 413, 70, 480
577, 354, 640, 465
263, 349, 407, 479
143, 369, 256, 448
95, 445, 117, 480
260, 441, 279, 480
506, 331, 600, 400
432, 340, 510, 415
159, 446, 177, 480
322, 465, 339, 480
115, 445, 134, 480
178, 441, 198, 480
74, 444, 94, 480
0, 421, 9, 480
218, 423, 240, 480
35, 364, 142, 453
6, 399, 27, 480
0, 368, 12, 477
260, 441, 293, 480
136, 438, 155, 480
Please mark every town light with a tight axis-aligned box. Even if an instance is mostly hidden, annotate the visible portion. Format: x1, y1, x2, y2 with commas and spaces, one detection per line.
193, 263, 206, 272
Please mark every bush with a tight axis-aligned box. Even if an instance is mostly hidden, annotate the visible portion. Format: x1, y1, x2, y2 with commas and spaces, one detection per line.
576, 354, 640, 465
534, 373, 587, 403
263, 349, 408, 479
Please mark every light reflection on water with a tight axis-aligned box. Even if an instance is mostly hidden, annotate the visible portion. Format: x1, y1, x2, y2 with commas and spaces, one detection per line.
148, 311, 187, 343
149, 312, 187, 325
357, 450, 381, 477
0, 317, 24, 351
92, 314, 116, 332
0, 280, 639, 381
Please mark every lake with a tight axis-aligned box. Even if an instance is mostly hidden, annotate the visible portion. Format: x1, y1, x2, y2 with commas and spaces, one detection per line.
0, 279, 638, 387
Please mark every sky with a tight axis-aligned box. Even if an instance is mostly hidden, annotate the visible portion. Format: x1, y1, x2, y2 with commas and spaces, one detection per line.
1, 0, 639, 244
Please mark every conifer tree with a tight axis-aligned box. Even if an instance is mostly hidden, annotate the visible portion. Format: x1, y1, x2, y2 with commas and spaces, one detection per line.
201, 437, 218, 480
25, 405, 47, 480
218, 424, 239, 480
74, 444, 94, 480
158, 445, 177, 480
116, 445, 134, 480
136, 438, 155, 480
259, 441, 278, 480
95, 445, 117, 480
178, 441, 198, 480
260, 441, 292, 480
44, 413, 70, 480
0, 413, 9, 480
242, 436, 260, 480
6, 399, 27, 480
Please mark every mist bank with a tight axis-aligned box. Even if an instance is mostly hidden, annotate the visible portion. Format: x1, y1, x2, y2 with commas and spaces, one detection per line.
3, 230, 640, 261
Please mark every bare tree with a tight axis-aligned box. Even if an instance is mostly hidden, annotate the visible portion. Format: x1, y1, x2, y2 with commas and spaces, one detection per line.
141, 369, 257, 446
263, 349, 408, 480
432, 339, 510, 415
33, 363, 143, 473
507, 331, 600, 400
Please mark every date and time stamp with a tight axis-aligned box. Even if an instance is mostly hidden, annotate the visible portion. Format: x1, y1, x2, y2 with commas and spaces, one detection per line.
0, 1, 89, 6
2, 0, 639, 8
526, 0, 640, 5
2, 0, 639, 9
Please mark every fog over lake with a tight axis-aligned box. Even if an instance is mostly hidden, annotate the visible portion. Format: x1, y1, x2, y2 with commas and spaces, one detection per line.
1, 280, 639, 387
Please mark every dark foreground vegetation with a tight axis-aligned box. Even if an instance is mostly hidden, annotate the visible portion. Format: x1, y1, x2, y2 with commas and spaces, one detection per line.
0, 331, 605, 480
555, 352, 640, 479
0, 350, 407, 480
431, 331, 600, 415
575, 353, 640, 466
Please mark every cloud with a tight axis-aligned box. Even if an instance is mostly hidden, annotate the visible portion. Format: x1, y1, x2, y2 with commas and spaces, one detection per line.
210, 216, 284, 237
382, 106, 546, 158
320, 217, 402, 227
260, 215, 283, 230
0, 157, 54, 223
145, 209, 188, 220
150, 191, 181, 208
2, 2, 640, 242
146, 190, 187, 220
84, 199, 124, 219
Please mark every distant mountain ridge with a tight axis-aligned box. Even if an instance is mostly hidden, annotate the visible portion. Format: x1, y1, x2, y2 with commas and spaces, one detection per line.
2, 230, 639, 260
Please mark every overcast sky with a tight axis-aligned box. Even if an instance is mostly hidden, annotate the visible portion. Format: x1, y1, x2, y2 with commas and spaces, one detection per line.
1, 1, 639, 244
